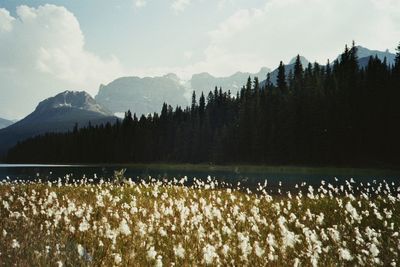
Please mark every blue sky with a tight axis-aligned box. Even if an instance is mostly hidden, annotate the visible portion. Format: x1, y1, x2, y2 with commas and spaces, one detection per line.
0, 0, 399, 119
1, 0, 265, 70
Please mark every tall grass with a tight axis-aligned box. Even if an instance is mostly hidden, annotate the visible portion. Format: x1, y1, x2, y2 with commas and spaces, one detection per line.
1, 176, 399, 266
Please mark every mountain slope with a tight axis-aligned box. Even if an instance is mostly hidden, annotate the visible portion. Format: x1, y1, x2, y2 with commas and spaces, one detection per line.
95, 74, 189, 116
0, 91, 116, 156
0, 118, 13, 130
190, 67, 270, 93
354, 46, 395, 67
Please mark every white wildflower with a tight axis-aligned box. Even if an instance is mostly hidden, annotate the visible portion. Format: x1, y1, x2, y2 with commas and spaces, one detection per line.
254, 241, 265, 257
119, 219, 131, 236
173, 243, 185, 259
238, 232, 252, 260
221, 244, 230, 257
203, 244, 218, 264
339, 248, 353, 261
147, 246, 157, 260
77, 244, 84, 257
114, 253, 122, 264
155, 255, 163, 267
11, 239, 20, 249
369, 243, 379, 257
79, 219, 90, 232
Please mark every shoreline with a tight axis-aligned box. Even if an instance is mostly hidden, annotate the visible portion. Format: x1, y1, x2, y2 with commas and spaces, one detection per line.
2, 162, 399, 176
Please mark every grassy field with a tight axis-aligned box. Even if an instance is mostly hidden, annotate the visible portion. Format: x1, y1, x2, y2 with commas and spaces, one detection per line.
1, 176, 400, 266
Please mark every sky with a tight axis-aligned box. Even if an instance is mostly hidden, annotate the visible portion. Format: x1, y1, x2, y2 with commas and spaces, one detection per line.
0, 0, 399, 119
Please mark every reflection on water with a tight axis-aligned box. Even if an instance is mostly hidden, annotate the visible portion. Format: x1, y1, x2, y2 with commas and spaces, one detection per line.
0, 164, 398, 192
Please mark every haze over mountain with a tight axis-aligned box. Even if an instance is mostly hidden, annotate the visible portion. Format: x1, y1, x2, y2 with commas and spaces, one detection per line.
0, 91, 116, 156
262, 45, 396, 86
0, 118, 13, 130
95, 74, 189, 116
0, 45, 396, 157
189, 67, 271, 93
93, 45, 396, 118
95, 68, 271, 116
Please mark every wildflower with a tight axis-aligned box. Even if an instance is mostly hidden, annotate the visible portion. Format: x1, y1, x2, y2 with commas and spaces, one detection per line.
254, 241, 265, 257
11, 239, 20, 249
293, 258, 300, 267
119, 219, 131, 236
369, 243, 379, 257
267, 233, 276, 247
173, 243, 185, 259
155, 255, 163, 267
77, 244, 84, 257
203, 244, 218, 265
238, 232, 251, 260
147, 246, 157, 261
114, 253, 122, 264
338, 248, 353, 261
221, 244, 230, 257
79, 219, 90, 232
158, 227, 167, 237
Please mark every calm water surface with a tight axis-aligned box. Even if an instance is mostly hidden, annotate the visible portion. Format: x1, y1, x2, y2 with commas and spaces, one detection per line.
1, 164, 398, 192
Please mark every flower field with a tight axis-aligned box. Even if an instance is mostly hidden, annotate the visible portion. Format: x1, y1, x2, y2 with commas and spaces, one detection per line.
1, 176, 400, 266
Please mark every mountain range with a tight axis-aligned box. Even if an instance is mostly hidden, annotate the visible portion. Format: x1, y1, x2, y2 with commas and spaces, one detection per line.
0, 91, 116, 156
0, 118, 13, 130
260, 46, 396, 88
95, 74, 189, 117
96, 46, 396, 117
94, 68, 272, 116
0, 45, 396, 156
189, 67, 271, 93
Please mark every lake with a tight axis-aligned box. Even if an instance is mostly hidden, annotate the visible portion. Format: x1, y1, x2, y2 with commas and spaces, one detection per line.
1, 164, 399, 192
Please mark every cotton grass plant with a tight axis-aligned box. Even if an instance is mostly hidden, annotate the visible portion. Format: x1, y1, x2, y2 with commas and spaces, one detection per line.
1, 175, 400, 266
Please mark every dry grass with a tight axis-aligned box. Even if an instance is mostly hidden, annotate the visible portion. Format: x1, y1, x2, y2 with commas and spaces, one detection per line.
1, 177, 399, 266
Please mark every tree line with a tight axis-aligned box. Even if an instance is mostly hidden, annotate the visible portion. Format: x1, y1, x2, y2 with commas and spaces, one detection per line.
5, 43, 400, 167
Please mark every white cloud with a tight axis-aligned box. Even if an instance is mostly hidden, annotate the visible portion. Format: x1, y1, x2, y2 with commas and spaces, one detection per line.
176, 0, 400, 77
0, 8, 14, 32
0, 4, 126, 119
171, 0, 191, 13
183, 50, 193, 60
217, 0, 235, 10
135, 0, 147, 8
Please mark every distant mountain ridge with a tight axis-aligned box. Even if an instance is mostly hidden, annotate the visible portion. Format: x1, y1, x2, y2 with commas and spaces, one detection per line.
261, 45, 396, 86
95, 45, 396, 119
95, 67, 271, 116
0, 91, 116, 156
1, 45, 395, 158
0, 118, 13, 130
189, 67, 271, 93
34, 90, 112, 116
95, 74, 189, 116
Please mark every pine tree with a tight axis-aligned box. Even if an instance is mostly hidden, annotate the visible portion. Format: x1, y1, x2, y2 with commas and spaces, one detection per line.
395, 42, 400, 69
294, 54, 303, 80
254, 77, 259, 92
277, 61, 287, 91
191, 91, 197, 112
199, 92, 205, 121
265, 73, 272, 89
